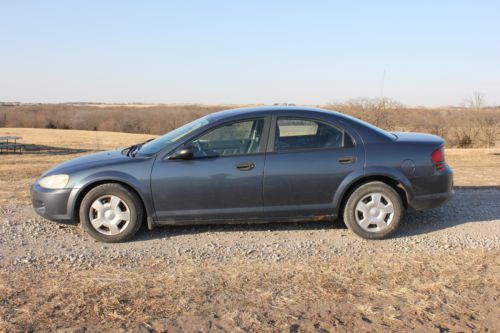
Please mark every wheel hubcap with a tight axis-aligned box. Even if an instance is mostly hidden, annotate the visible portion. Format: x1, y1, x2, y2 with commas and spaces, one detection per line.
355, 192, 394, 232
89, 195, 131, 235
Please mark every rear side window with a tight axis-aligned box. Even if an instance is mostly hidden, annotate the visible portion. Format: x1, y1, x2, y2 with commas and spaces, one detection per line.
275, 118, 345, 152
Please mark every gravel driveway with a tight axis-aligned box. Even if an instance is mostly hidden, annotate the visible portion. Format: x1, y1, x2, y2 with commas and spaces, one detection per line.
1, 188, 499, 269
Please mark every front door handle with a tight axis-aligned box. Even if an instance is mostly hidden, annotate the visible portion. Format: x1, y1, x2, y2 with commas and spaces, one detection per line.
236, 162, 255, 171
338, 156, 355, 164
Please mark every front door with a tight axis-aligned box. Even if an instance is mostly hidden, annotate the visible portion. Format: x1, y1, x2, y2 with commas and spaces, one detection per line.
151, 118, 268, 222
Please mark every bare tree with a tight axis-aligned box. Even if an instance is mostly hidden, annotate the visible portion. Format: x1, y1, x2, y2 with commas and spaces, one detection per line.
466, 91, 485, 111
340, 97, 403, 130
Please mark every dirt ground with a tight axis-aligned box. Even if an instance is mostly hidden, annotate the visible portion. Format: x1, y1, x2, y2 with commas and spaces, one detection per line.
1, 128, 499, 332
2, 251, 499, 332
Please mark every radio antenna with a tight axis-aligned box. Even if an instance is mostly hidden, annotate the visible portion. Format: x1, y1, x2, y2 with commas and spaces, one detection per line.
380, 69, 386, 98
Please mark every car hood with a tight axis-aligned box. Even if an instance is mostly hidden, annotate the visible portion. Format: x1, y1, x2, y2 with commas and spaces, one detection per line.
42, 149, 132, 177
392, 132, 444, 145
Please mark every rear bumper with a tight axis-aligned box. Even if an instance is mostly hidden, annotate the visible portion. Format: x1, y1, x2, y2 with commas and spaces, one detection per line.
30, 184, 75, 224
409, 189, 454, 210
408, 167, 454, 210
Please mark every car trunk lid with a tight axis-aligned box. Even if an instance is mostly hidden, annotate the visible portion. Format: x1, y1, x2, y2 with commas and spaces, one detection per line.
391, 132, 444, 146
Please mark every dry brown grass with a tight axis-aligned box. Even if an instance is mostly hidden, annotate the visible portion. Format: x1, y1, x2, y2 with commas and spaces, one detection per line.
1, 128, 499, 205
446, 148, 500, 187
0, 128, 157, 205
1, 250, 498, 332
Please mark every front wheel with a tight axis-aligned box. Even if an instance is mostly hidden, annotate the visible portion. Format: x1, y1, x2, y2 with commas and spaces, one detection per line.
343, 181, 403, 239
79, 183, 143, 243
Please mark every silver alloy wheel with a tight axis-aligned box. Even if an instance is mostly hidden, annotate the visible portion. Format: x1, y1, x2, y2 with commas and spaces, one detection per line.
88, 195, 131, 235
354, 192, 395, 232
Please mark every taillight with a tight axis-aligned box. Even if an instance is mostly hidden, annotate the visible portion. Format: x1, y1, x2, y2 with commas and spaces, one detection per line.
431, 147, 446, 171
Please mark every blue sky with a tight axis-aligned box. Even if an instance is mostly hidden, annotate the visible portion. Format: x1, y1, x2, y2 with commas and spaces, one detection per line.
1, 0, 499, 106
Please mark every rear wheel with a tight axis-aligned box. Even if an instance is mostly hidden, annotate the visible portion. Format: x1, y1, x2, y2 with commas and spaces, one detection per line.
343, 181, 403, 239
79, 183, 143, 242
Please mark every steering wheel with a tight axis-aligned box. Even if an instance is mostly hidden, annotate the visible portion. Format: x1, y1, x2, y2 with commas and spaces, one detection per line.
191, 140, 208, 157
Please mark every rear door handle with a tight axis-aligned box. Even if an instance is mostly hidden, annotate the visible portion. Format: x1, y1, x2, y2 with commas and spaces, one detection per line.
338, 156, 355, 164
236, 162, 255, 171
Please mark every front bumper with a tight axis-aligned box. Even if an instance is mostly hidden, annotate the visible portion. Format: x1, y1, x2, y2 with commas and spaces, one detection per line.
31, 184, 75, 223
408, 167, 454, 210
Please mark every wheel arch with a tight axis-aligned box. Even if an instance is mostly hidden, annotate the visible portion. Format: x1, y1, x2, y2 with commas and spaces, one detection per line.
69, 176, 155, 229
334, 171, 413, 219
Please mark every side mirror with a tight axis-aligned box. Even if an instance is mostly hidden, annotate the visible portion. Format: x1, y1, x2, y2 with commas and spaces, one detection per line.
168, 148, 194, 160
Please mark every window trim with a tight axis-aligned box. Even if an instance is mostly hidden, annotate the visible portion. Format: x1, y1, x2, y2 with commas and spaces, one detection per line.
166, 117, 270, 160
267, 115, 354, 154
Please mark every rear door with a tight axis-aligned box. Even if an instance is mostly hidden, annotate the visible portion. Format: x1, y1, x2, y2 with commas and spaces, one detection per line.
263, 115, 362, 217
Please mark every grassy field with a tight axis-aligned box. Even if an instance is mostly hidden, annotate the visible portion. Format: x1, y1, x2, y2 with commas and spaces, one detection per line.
1, 128, 499, 332
0, 128, 499, 205
0, 128, 156, 205
445, 148, 500, 187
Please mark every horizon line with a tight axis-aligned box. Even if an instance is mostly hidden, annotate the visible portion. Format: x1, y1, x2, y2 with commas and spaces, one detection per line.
2, 101, 499, 109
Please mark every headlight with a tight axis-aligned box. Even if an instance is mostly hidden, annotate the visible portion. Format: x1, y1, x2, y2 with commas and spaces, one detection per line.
39, 174, 70, 189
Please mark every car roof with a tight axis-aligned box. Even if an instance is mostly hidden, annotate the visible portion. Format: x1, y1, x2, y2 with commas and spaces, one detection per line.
209, 106, 341, 120
209, 106, 395, 143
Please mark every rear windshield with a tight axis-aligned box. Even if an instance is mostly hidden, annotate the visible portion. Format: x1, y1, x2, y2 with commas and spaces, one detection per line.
339, 113, 397, 140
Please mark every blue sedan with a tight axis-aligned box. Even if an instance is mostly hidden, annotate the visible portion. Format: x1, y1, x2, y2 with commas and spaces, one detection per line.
31, 107, 453, 242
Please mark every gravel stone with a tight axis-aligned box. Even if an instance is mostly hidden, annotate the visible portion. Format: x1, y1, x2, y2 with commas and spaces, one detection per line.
0, 189, 499, 271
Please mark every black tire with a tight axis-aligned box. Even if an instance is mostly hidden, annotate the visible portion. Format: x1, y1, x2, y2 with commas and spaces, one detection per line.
79, 183, 143, 243
343, 181, 403, 240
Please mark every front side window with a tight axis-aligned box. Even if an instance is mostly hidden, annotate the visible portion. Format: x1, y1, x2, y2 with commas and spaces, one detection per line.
187, 119, 265, 158
275, 118, 345, 151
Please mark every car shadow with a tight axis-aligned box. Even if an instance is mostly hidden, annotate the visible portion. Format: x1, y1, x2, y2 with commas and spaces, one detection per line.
133, 188, 500, 242
390, 187, 500, 238
133, 218, 345, 242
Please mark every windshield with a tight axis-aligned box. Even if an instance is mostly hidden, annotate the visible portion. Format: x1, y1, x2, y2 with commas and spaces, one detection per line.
138, 116, 212, 155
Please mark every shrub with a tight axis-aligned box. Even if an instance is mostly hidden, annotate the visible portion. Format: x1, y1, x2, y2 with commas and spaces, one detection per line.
2, 102, 499, 148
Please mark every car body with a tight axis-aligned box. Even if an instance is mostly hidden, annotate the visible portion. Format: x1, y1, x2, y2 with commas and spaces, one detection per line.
31, 106, 453, 242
